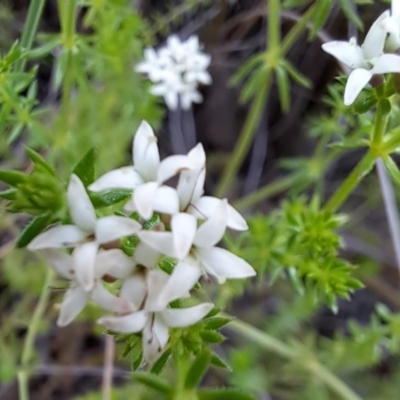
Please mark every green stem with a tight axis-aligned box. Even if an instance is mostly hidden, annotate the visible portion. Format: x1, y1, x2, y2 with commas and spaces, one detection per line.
233, 175, 296, 210
324, 150, 376, 213
57, 0, 77, 143
18, 268, 54, 400
15, 0, 47, 73
268, 0, 281, 50
227, 317, 363, 400
215, 72, 272, 198
371, 102, 389, 148
281, 3, 317, 55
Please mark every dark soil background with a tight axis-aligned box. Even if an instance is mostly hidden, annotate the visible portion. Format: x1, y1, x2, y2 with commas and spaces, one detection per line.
1, 1, 399, 399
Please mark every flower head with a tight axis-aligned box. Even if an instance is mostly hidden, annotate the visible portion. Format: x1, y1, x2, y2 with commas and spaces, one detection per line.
136, 35, 212, 110
322, 11, 400, 105
28, 174, 142, 291
98, 268, 213, 364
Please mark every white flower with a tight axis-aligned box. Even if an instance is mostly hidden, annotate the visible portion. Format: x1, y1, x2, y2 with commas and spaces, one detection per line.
177, 144, 248, 231
89, 121, 200, 220
97, 268, 213, 364
136, 35, 212, 110
42, 249, 137, 326
28, 174, 142, 291
138, 201, 256, 302
383, 0, 400, 51
322, 11, 400, 105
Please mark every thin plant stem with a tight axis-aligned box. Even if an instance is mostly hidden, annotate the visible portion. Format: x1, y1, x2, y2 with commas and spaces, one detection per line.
233, 174, 296, 210
376, 158, 400, 279
227, 317, 363, 400
371, 103, 389, 148
268, 0, 281, 50
324, 150, 376, 213
215, 72, 272, 197
17, 268, 54, 400
102, 335, 115, 400
280, 3, 318, 55
15, 0, 47, 73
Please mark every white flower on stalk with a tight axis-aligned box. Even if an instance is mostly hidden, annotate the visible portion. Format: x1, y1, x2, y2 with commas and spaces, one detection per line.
42, 249, 137, 327
98, 268, 213, 364
177, 144, 248, 231
89, 121, 200, 220
28, 174, 142, 291
138, 201, 256, 303
136, 35, 211, 110
322, 11, 400, 105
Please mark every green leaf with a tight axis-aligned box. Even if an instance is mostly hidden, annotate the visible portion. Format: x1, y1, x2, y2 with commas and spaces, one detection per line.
276, 67, 290, 112
229, 54, 263, 86
0, 169, 26, 186
72, 148, 96, 187
338, 0, 363, 29
132, 372, 172, 394
89, 189, 131, 208
203, 316, 233, 330
210, 352, 231, 370
25, 147, 57, 176
197, 388, 257, 400
150, 348, 172, 375
309, 0, 332, 38
16, 213, 53, 248
200, 330, 226, 344
0, 188, 17, 200
185, 348, 212, 389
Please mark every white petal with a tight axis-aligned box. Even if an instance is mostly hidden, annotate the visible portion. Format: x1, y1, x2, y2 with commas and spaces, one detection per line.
171, 213, 197, 259
142, 314, 169, 364
321, 41, 365, 68
193, 200, 227, 248
177, 168, 205, 210
196, 247, 256, 283
40, 249, 74, 279
134, 242, 160, 269
67, 174, 97, 232
158, 259, 202, 305
133, 181, 158, 220
150, 83, 168, 96
97, 311, 148, 333
57, 286, 89, 327
160, 303, 214, 327
153, 186, 180, 215
344, 68, 373, 106
120, 273, 147, 307
73, 241, 99, 291
88, 167, 143, 192
95, 215, 141, 244
145, 269, 170, 312
189, 196, 248, 231
133, 121, 160, 181
138, 231, 175, 258
372, 54, 400, 74
165, 91, 179, 110
27, 225, 88, 250
157, 155, 198, 183
91, 282, 136, 313
95, 249, 137, 279
362, 11, 390, 59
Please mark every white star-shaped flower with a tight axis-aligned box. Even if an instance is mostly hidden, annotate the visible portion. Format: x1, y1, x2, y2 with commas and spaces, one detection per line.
177, 144, 248, 231
42, 249, 137, 326
138, 201, 256, 303
322, 11, 400, 105
89, 121, 200, 220
97, 268, 213, 364
28, 174, 142, 291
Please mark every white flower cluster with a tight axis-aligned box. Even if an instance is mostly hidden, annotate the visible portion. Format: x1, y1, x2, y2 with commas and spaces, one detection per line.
136, 35, 212, 110
322, 1, 400, 106
28, 121, 255, 364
